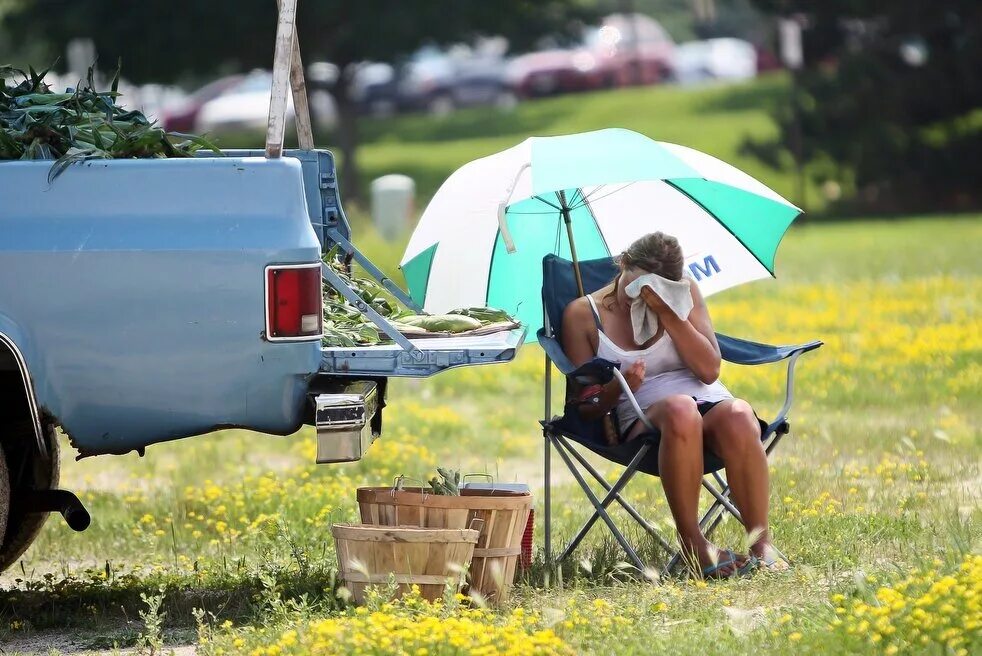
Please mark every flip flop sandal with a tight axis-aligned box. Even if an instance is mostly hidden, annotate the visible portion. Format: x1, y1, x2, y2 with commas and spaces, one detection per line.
758, 555, 790, 571
701, 550, 758, 579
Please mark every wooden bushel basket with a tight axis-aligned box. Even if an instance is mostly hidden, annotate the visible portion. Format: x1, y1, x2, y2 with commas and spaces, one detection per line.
332, 524, 478, 604
356, 487, 532, 604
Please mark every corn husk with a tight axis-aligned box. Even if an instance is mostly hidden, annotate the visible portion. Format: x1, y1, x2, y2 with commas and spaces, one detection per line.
0, 62, 220, 180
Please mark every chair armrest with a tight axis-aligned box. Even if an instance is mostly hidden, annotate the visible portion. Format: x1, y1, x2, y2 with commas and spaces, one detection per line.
537, 329, 576, 374
538, 329, 655, 432
717, 333, 823, 366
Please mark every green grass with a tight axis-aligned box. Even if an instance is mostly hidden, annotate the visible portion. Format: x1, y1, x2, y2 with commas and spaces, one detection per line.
1, 216, 978, 655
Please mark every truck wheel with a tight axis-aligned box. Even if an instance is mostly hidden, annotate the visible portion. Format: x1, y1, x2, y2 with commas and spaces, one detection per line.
0, 421, 60, 572
0, 443, 9, 547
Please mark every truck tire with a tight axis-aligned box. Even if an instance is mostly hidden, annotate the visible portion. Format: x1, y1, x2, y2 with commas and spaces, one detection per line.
0, 421, 60, 572
0, 443, 9, 548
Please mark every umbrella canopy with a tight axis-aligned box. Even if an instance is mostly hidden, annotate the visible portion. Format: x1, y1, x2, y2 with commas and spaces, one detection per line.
401, 128, 801, 331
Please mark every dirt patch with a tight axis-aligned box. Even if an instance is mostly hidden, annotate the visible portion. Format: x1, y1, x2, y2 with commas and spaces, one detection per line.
0, 627, 195, 655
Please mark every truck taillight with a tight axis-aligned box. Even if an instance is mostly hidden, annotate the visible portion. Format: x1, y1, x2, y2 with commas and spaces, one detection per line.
265, 264, 322, 341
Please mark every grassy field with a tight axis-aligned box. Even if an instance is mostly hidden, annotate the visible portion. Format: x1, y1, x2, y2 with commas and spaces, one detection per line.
0, 214, 978, 655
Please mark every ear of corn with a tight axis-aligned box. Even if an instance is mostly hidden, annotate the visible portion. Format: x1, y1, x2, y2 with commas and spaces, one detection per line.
446, 307, 513, 323
397, 314, 483, 332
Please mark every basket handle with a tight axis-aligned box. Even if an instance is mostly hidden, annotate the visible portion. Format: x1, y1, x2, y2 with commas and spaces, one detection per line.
462, 472, 496, 493
468, 517, 486, 535
392, 475, 428, 501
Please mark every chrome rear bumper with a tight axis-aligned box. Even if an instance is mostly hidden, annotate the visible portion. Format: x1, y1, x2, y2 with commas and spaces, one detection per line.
312, 380, 379, 463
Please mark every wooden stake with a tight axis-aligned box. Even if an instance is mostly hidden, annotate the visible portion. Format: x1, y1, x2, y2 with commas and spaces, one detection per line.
278, 0, 314, 149
266, 0, 298, 158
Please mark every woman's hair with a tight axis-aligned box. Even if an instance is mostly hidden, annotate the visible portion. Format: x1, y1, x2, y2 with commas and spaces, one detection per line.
602, 232, 684, 308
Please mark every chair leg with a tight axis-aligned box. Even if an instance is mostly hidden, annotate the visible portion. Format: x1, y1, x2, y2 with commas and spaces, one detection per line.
701, 479, 744, 523
544, 353, 553, 576
544, 431, 552, 570
559, 437, 676, 557
552, 438, 648, 571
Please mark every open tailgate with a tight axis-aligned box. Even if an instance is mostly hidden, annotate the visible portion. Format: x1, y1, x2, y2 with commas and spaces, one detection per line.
320, 325, 526, 377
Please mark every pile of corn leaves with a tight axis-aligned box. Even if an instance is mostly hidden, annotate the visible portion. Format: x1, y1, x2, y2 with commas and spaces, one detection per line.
0, 63, 219, 180
322, 249, 408, 347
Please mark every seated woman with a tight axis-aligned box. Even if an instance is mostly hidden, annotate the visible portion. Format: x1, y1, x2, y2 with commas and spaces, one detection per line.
561, 231, 780, 578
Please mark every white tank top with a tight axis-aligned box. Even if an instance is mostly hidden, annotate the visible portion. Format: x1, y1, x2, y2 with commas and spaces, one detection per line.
586, 295, 732, 429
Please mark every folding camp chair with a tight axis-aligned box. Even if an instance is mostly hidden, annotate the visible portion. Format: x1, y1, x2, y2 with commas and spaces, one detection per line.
538, 254, 822, 575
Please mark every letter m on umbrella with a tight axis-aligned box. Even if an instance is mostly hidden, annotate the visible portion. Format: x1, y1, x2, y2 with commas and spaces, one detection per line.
688, 255, 721, 281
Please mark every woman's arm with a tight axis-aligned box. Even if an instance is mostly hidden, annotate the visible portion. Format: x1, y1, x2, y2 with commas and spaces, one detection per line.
641, 283, 721, 384
561, 298, 642, 419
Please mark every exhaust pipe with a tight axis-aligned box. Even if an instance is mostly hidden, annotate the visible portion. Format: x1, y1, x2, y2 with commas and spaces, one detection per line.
22, 489, 91, 532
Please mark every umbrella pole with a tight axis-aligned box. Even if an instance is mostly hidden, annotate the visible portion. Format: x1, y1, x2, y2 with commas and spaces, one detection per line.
558, 190, 585, 297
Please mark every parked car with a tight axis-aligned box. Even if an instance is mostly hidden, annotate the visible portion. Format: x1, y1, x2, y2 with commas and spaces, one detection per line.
161, 75, 244, 133
507, 13, 675, 98
196, 72, 337, 134
754, 44, 782, 73
506, 48, 601, 98
351, 62, 399, 116
396, 47, 510, 114
673, 38, 758, 85
358, 46, 512, 116
582, 13, 675, 87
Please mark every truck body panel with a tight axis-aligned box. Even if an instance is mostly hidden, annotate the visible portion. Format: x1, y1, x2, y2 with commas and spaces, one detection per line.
0, 157, 322, 454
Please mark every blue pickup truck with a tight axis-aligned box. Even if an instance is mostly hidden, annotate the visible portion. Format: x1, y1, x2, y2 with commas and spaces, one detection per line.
0, 148, 525, 571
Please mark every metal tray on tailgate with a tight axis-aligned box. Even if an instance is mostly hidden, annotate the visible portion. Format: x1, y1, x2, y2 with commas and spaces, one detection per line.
321, 326, 527, 377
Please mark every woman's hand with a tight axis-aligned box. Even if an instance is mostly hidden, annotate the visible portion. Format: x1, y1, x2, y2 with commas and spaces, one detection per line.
658, 284, 722, 385
623, 360, 646, 391
640, 286, 671, 317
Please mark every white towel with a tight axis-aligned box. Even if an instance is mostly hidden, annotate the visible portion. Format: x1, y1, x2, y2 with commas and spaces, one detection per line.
624, 272, 694, 345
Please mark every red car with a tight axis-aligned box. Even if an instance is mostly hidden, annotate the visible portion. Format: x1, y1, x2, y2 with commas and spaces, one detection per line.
161, 75, 244, 133
585, 13, 676, 87
507, 13, 675, 98
506, 49, 602, 98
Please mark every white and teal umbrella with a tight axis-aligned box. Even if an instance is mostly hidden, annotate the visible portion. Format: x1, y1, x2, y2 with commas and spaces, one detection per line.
400, 128, 801, 331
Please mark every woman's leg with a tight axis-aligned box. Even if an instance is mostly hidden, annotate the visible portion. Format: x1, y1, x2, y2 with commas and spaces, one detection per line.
626, 395, 747, 575
702, 399, 777, 562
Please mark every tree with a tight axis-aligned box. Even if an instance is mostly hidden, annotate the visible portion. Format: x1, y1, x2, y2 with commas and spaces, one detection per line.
2, 0, 598, 200
743, 0, 982, 213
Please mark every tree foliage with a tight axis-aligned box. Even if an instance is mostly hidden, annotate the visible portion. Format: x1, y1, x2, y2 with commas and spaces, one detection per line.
744, 0, 982, 213
2, 0, 598, 198
3, 1, 589, 81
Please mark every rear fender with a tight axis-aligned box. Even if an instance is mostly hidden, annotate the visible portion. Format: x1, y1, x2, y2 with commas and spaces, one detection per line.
0, 315, 46, 457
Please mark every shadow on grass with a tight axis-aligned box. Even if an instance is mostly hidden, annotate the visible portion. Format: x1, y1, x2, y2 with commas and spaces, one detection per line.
691, 73, 789, 115
0, 567, 344, 631
2, 535, 670, 632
